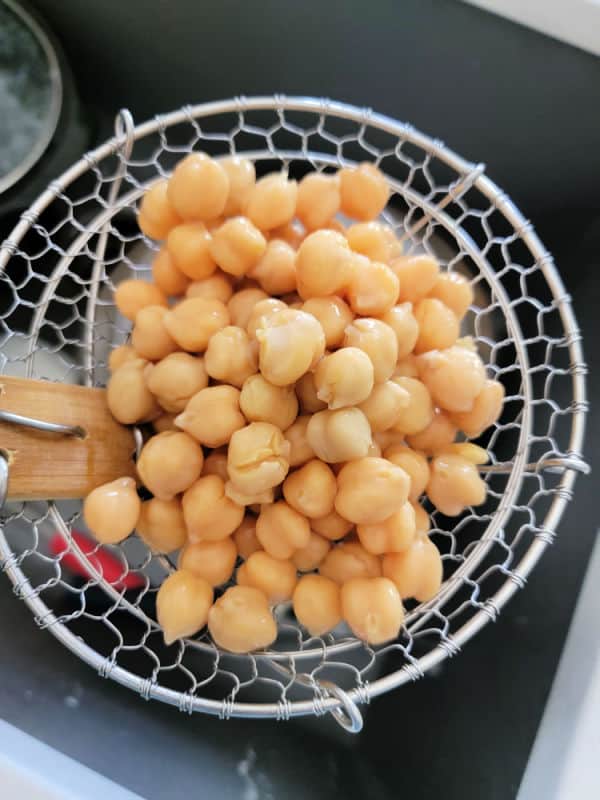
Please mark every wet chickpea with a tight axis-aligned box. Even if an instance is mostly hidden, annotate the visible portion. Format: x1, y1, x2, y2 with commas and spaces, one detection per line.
175, 385, 245, 447
108, 344, 137, 372
314, 348, 374, 409
182, 474, 244, 542
341, 577, 404, 644
209, 216, 267, 277
357, 503, 416, 555
379, 303, 419, 360
269, 221, 305, 249
450, 379, 505, 437
157, 570, 213, 645
167, 153, 229, 221
413, 298, 459, 354
367, 440, 382, 458
201, 450, 229, 481
384, 444, 430, 501
83, 477, 140, 544
247, 239, 297, 295
427, 453, 487, 516
292, 532, 331, 572
428, 271, 473, 319
246, 298, 287, 338
186, 271, 234, 303
346, 222, 399, 263
295, 172, 340, 231
146, 352, 209, 413
358, 380, 409, 432
295, 372, 327, 413
346, 258, 400, 316
283, 415, 314, 467
393, 354, 420, 378
107, 358, 160, 424
417, 345, 486, 413
441, 442, 488, 464
283, 459, 337, 519
301, 296, 353, 348
224, 481, 275, 507
227, 422, 290, 495
255, 501, 311, 559
383, 537, 443, 602
166, 222, 216, 280
179, 537, 238, 586
310, 510, 353, 541
339, 163, 389, 221
221, 156, 256, 216
335, 457, 410, 524
295, 230, 353, 299
343, 318, 398, 383
391, 254, 440, 304
306, 408, 372, 464
151, 247, 189, 296
406, 408, 457, 454
293, 574, 341, 636
412, 502, 431, 536
319, 541, 381, 584
137, 430, 203, 500
164, 297, 229, 352
138, 179, 181, 240
372, 428, 406, 452
131, 305, 178, 361
114, 279, 167, 322
237, 551, 297, 603
152, 413, 178, 433
245, 173, 297, 231
208, 585, 277, 653
205, 326, 258, 387
240, 373, 298, 430
233, 516, 262, 560
137, 497, 187, 553
256, 308, 325, 386
390, 377, 434, 435
227, 287, 269, 328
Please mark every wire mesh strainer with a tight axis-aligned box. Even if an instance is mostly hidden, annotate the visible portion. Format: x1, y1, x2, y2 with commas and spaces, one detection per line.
0, 96, 589, 732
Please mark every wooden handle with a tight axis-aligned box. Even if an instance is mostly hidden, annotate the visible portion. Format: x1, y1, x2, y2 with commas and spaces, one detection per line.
0, 376, 137, 501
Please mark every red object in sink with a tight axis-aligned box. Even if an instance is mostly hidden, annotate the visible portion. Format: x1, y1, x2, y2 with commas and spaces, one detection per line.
50, 530, 145, 591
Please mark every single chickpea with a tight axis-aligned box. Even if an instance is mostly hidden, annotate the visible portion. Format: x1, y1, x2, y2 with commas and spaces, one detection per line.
227, 422, 290, 495
108, 344, 137, 372
137, 430, 203, 499
295, 372, 327, 413
390, 377, 434, 435
137, 497, 187, 554
224, 482, 275, 506
182, 474, 244, 541
346, 258, 400, 316
295, 172, 340, 231
179, 537, 238, 586
346, 221, 399, 263
83, 477, 140, 544
295, 230, 354, 299
358, 380, 410, 432
383, 537, 443, 602
357, 503, 416, 555
202, 450, 229, 481
412, 502, 431, 536
319, 541, 381, 584
269, 221, 305, 249
237, 551, 297, 603
138, 179, 181, 240
205, 326, 258, 387
379, 303, 419, 360
246, 297, 287, 339
293, 574, 341, 636
301, 296, 353, 349
391, 254, 440, 303
450, 379, 505, 438
227, 287, 269, 328
256, 308, 325, 386
131, 305, 178, 361
417, 345, 486, 413
311, 510, 353, 541
145, 352, 209, 413
306, 408, 373, 463
166, 222, 216, 280
314, 348, 374, 409
209, 217, 267, 277
240, 373, 298, 430
152, 413, 178, 433
244, 173, 297, 231
151, 247, 189, 296
427, 453, 487, 516
413, 298, 459, 354
208, 585, 277, 653
384, 444, 430, 501
342, 577, 404, 644
283, 415, 315, 468
428, 271, 473, 319
221, 156, 256, 216
107, 358, 160, 424
114, 279, 167, 322
157, 570, 213, 645
293, 532, 331, 572
372, 429, 406, 452
233, 515, 262, 559
393, 354, 420, 378
167, 153, 229, 221
367, 440, 382, 457
339, 163, 389, 221
164, 297, 230, 352
255, 501, 311, 560
175, 385, 245, 447
406, 408, 457, 454
343, 318, 398, 383
441, 442, 488, 464
335, 457, 410, 524
247, 239, 297, 295
282, 459, 337, 519
186, 271, 233, 304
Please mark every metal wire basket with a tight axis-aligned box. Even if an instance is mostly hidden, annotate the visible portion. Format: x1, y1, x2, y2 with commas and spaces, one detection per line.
0, 96, 589, 732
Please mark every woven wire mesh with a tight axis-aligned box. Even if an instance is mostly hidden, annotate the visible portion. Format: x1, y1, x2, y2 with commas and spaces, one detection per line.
0, 97, 587, 725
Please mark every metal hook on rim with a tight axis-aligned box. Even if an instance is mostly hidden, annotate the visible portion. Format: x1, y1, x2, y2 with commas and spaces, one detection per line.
318, 680, 363, 733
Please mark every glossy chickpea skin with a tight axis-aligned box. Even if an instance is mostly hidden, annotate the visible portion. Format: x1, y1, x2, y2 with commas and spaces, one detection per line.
283, 459, 337, 519
391, 376, 434, 435
311, 510, 354, 542
255, 308, 325, 386
358, 380, 409, 432
209, 217, 267, 277
108, 344, 137, 372
335, 457, 410, 524
383, 537, 443, 602
227, 422, 290, 495
343, 318, 398, 383
246, 298, 287, 339
314, 348, 374, 409
339, 163, 389, 221
205, 326, 258, 387
428, 271, 474, 319
450, 379, 505, 437
413, 298, 459, 354
227, 287, 268, 328
137, 431, 203, 500
114, 279, 167, 322
306, 408, 372, 463
179, 538, 238, 586
131, 305, 178, 361
83, 477, 140, 544
406, 408, 457, 454
245, 173, 297, 231
221, 156, 256, 216
164, 297, 229, 352
151, 247, 189, 296
255, 501, 311, 559
293, 532, 331, 572
247, 239, 297, 295
346, 258, 400, 316
240, 373, 298, 430
224, 481, 275, 506
346, 222, 399, 263
357, 502, 416, 555
392, 254, 440, 304
384, 445, 430, 501
152, 413, 178, 433
295, 230, 354, 299
107, 359, 159, 424
293, 574, 341, 636
167, 153, 229, 221
283, 415, 315, 467
295, 172, 340, 231
319, 541, 381, 584
295, 372, 327, 413
233, 516, 262, 559
182, 474, 244, 542
342, 577, 404, 645
427, 453, 487, 516
393, 354, 420, 378
237, 551, 297, 603
379, 303, 419, 360
301, 296, 353, 348
175, 385, 245, 447
146, 352, 209, 413
186, 271, 233, 303
166, 222, 216, 280
138, 179, 180, 240
412, 502, 431, 536
208, 585, 277, 653
417, 345, 486, 413
157, 570, 213, 645
137, 497, 187, 553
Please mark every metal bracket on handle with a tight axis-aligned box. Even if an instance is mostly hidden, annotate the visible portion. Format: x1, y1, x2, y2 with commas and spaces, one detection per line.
479, 455, 590, 476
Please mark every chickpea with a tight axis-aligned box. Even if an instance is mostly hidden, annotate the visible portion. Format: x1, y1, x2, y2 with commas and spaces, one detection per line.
233, 515, 262, 559
343, 318, 398, 383
269, 221, 305, 249
390, 377, 434, 435
335, 457, 410, 524
295, 172, 340, 231
151, 247, 189, 296
152, 413, 178, 433
182, 474, 244, 541
383, 537, 443, 602
413, 298, 459, 354
199, 451, 227, 482
346, 258, 400, 316
393, 355, 420, 378
114, 279, 167, 322
339, 163, 389, 221
295, 230, 353, 299
246, 298, 287, 338
280, 418, 314, 474
179, 537, 237, 586
357, 503, 416, 555
346, 221, 398, 263
244, 173, 297, 231
255, 501, 311, 560
367, 440, 382, 458
166, 222, 216, 280
358, 380, 409, 432
240, 373, 298, 430
227, 422, 290, 494
319, 541, 381, 584
237, 551, 297, 603
295, 372, 327, 413
301, 296, 353, 348
131, 305, 178, 362
306, 408, 372, 463
135, 497, 187, 556
208, 216, 267, 277
417, 345, 486, 413
293, 574, 341, 636
227, 287, 268, 328
205, 326, 258, 387
107, 358, 160, 424
83, 477, 140, 544
450, 379, 505, 438
282, 459, 337, 519
428, 271, 473, 319
427, 453, 487, 516
313, 348, 374, 409
108, 344, 137, 372
406, 408, 457, 454
175, 385, 245, 447
208, 585, 277, 653
373, 429, 406, 452
138, 179, 180, 240
157, 570, 213, 645
391, 254, 440, 304
441, 442, 488, 464
342, 577, 404, 644
224, 482, 275, 506
311, 510, 353, 541
146, 352, 209, 413
167, 153, 229, 221
137, 430, 203, 499
379, 303, 419, 360
256, 308, 325, 386
247, 239, 297, 295
412, 502, 431, 536
186, 271, 233, 303
384, 444, 430, 501
221, 156, 256, 216
164, 297, 229, 352
292, 532, 331, 573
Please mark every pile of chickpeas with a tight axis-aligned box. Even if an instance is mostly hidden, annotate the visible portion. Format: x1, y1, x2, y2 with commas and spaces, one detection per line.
82, 152, 505, 653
